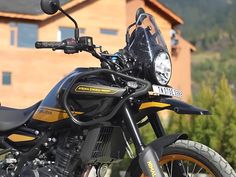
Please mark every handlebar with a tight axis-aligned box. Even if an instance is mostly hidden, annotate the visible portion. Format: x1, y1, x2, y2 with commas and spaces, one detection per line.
35, 41, 65, 49
35, 38, 78, 54
35, 37, 96, 54
35, 37, 107, 62
35, 37, 131, 71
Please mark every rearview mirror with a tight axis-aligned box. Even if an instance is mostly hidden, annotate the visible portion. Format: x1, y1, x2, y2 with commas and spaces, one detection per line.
41, 0, 60, 15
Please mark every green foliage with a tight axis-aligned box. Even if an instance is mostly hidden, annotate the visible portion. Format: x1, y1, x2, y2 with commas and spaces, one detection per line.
167, 76, 236, 169
191, 48, 236, 96
140, 123, 156, 144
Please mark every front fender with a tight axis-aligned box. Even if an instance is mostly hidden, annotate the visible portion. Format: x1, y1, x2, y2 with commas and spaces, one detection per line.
139, 97, 211, 115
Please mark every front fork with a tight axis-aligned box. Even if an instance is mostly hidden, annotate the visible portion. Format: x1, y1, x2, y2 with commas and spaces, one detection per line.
123, 103, 165, 177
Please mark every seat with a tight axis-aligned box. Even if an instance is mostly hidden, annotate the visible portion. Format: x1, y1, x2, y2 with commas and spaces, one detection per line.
0, 101, 41, 132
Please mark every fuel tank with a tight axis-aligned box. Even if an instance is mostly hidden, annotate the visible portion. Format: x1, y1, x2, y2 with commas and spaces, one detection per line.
30, 68, 122, 129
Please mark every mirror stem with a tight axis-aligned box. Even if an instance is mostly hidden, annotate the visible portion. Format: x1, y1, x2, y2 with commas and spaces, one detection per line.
58, 7, 79, 41
50, 2, 79, 41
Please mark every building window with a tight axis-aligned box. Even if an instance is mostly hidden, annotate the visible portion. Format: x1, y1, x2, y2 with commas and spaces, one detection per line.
100, 28, 118, 35
18, 23, 38, 48
10, 30, 15, 46
2, 72, 11, 85
59, 27, 74, 40
9, 22, 38, 48
58, 27, 85, 40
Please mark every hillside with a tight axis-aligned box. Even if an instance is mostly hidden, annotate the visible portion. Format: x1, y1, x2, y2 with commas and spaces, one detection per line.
159, 0, 236, 50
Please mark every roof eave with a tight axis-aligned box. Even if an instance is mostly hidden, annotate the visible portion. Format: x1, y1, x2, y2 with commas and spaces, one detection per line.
0, 12, 44, 21
0, 0, 183, 26
0, 0, 87, 21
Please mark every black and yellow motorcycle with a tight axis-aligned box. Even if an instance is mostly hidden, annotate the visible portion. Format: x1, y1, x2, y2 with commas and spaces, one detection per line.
0, 0, 235, 177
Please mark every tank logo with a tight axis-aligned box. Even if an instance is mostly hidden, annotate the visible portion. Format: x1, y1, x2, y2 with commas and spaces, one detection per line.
75, 85, 118, 94
147, 161, 157, 177
33, 106, 83, 122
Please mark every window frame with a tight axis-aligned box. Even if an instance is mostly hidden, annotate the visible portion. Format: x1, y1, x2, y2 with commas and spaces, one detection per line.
9, 22, 38, 48
2, 72, 12, 85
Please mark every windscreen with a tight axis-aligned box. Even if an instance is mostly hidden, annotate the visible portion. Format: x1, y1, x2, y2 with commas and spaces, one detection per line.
127, 13, 168, 63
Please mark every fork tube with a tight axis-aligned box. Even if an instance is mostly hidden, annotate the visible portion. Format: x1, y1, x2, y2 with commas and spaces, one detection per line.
148, 112, 166, 138
123, 103, 145, 153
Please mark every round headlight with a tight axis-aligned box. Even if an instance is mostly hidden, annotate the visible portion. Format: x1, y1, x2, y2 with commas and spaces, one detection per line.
154, 52, 172, 85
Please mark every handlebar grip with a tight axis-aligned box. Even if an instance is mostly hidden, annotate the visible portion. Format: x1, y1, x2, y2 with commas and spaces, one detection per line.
35, 41, 64, 49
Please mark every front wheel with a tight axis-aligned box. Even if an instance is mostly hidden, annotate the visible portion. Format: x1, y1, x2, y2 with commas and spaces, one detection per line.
125, 140, 236, 177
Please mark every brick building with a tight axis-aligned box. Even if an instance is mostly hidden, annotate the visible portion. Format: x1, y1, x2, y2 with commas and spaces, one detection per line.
0, 0, 195, 108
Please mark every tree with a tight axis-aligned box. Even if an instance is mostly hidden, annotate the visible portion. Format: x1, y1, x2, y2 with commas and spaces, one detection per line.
167, 76, 236, 169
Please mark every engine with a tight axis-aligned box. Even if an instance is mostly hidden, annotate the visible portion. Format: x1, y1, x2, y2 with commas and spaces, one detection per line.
0, 126, 126, 177
20, 132, 85, 177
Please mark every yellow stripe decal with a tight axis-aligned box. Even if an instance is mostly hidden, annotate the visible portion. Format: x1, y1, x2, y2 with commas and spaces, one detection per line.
139, 102, 171, 110
42, 106, 83, 115
75, 85, 119, 95
8, 134, 36, 142
33, 106, 84, 123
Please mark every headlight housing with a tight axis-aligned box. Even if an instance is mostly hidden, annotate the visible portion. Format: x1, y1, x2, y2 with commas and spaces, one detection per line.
153, 52, 172, 85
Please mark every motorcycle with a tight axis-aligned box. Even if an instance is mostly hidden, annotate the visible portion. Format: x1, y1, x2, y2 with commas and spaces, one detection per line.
0, 0, 235, 177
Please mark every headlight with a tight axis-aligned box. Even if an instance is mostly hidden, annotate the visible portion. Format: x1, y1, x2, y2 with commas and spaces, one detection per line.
154, 52, 172, 85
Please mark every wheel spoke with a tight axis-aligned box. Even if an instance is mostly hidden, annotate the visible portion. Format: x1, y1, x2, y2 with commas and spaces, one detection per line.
170, 160, 173, 177
187, 160, 190, 177
191, 163, 197, 177
165, 163, 171, 177
196, 167, 203, 176
180, 160, 188, 177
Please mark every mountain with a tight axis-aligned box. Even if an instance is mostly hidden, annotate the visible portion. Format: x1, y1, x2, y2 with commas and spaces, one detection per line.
158, 0, 236, 51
